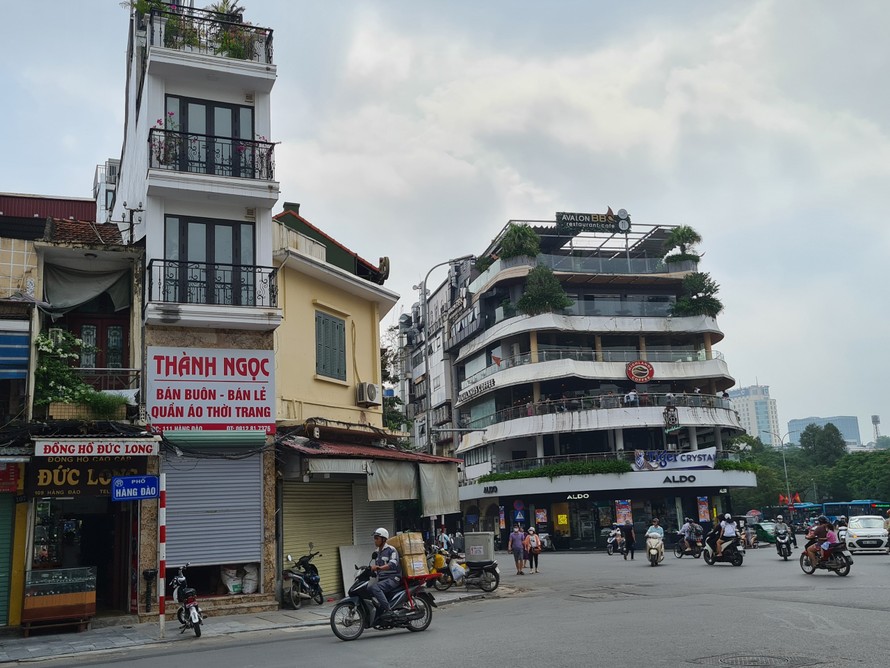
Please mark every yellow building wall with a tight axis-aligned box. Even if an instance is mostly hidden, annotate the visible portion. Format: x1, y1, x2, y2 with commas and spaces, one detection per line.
275, 265, 384, 428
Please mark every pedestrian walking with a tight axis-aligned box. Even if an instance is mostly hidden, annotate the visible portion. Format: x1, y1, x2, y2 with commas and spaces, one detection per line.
508, 525, 526, 575
524, 527, 543, 573
620, 519, 636, 560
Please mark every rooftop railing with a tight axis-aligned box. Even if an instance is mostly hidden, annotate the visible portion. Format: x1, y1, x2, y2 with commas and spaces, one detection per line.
147, 6, 273, 64
461, 349, 725, 389
462, 391, 734, 429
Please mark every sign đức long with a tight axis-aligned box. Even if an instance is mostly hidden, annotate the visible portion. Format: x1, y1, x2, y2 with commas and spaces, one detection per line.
146, 346, 276, 434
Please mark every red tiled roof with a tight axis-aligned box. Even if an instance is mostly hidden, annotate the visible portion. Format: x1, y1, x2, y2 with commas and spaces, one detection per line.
281, 438, 460, 464
46, 218, 123, 245
273, 209, 381, 274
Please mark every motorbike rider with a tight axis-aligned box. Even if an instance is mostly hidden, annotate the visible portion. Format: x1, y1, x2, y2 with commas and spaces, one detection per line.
774, 514, 797, 550
678, 517, 697, 554
369, 528, 401, 620
645, 518, 665, 559
716, 513, 738, 557
804, 516, 829, 569
609, 524, 624, 551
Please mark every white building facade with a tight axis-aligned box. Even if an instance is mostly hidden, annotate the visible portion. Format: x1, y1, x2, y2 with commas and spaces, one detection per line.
726, 385, 781, 445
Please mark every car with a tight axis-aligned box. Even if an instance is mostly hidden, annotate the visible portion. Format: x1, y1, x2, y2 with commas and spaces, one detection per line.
753, 521, 777, 545
845, 515, 889, 554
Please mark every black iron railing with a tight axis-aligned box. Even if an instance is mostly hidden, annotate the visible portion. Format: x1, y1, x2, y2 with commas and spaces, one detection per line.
148, 259, 278, 308
146, 6, 273, 64
74, 368, 140, 392
148, 129, 275, 180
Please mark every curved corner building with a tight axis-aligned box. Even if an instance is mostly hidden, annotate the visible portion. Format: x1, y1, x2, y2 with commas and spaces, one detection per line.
450, 214, 756, 548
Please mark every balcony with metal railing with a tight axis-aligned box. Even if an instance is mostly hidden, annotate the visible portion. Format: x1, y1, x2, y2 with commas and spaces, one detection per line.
73, 367, 140, 392
462, 391, 735, 430
145, 259, 281, 331
148, 129, 275, 180
461, 349, 725, 390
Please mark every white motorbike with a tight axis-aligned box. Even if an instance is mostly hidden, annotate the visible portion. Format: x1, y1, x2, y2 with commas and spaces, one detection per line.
646, 533, 665, 567
170, 563, 204, 637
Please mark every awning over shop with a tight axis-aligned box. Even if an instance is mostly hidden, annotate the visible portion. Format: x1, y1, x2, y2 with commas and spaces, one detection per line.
280, 437, 458, 513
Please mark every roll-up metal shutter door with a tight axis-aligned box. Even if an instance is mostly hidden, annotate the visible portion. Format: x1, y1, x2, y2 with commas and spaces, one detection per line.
164, 455, 263, 568
0, 495, 13, 625
282, 482, 352, 596
352, 483, 394, 552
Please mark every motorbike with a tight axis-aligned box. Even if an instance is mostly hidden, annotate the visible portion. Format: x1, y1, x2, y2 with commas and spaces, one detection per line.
799, 538, 853, 576
284, 543, 324, 609
329, 561, 439, 641
431, 548, 499, 592
775, 529, 794, 560
646, 533, 665, 566
702, 532, 745, 566
606, 531, 624, 556
673, 532, 702, 559
170, 563, 204, 637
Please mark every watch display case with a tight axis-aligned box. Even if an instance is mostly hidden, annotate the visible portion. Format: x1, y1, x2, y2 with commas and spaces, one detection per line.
22, 566, 97, 631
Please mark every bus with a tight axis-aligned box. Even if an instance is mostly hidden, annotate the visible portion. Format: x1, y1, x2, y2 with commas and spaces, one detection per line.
822, 500, 890, 521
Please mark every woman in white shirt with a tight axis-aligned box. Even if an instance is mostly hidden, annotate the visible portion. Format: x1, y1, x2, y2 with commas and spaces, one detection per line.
717, 514, 738, 557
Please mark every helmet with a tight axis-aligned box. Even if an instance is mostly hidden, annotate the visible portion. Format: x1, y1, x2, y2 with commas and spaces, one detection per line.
818, 516, 828, 524
776, 515, 783, 521
652, 518, 660, 523
724, 513, 732, 520
684, 517, 691, 523
373, 527, 389, 540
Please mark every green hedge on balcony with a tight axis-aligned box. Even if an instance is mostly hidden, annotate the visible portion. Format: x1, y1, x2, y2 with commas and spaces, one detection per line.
715, 460, 759, 472
478, 459, 633, 482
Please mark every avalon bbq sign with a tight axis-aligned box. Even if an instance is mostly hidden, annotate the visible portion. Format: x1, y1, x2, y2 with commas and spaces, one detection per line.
147, 347, 276, 434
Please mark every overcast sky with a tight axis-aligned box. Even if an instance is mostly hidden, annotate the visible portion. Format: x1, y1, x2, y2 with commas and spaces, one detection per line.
2, 1, 887, 442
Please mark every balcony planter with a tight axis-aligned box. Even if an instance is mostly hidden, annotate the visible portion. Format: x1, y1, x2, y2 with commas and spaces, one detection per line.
45, 402, 127, 421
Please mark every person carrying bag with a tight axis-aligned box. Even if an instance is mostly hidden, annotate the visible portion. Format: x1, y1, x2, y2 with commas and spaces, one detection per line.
524, 528, 543, 573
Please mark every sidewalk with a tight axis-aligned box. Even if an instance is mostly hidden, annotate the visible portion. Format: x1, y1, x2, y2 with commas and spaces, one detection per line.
0, 588, 497, 664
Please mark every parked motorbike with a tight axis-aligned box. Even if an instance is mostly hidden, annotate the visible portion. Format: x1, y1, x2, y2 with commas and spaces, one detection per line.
606, 531, 624, 556
799, 539, 853, 576
775, 529, 794, 560
646, 533, 665, 566
329, 561, 438, 641
431, 548, 499, 592
673, 532, 702, 559
170, 563, 204, 637
702, 532, 745, 566
284, 543, 324, 609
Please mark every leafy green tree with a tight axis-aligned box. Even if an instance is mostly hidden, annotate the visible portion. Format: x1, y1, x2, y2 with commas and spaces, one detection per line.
799, 423, 847, 467
516, 265, 573, 316
663, 225, 702, 263
875, 436, 890, 449
669, 272, 724, 318
499, 223, 540, 259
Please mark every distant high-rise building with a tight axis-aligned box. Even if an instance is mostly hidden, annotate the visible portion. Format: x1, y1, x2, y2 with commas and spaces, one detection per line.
727, 385, 781, 445
787, 416, 861, 446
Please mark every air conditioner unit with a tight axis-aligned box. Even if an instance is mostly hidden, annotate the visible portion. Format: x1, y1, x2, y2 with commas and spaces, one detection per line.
356, 382, 382, 407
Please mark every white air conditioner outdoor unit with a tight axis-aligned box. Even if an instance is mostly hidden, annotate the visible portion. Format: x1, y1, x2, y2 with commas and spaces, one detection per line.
356, 382, 382, 407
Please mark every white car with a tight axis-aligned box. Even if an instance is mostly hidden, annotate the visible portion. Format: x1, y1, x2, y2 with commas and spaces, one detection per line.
845, 515, 889, 554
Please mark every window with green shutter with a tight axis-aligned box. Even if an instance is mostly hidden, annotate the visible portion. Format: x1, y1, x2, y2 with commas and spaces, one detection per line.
315, 311, 347, 380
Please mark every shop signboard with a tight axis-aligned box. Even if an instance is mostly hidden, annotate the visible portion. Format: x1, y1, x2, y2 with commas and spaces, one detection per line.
535, 509, 548, 524
498, 506, 506, 529
26, 457, 148, 497
697, 497, 710, 522
615, 499, 632, 524
0, 462, 19, 492
34, 438, 159, 457
633, 446, 717, 471
146, 346, 276, 435
111, 475, 160, 502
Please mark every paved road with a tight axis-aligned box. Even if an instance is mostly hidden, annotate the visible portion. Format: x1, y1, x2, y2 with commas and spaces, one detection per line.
30, 546, 890, 667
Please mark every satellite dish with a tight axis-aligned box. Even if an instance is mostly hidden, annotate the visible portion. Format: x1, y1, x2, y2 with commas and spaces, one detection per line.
617, 209, 628, 220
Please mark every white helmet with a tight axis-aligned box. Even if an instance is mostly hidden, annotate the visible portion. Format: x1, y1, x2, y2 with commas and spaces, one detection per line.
373, 528, 389, 540
776, 515, 783, 521
724, 513, 732, 520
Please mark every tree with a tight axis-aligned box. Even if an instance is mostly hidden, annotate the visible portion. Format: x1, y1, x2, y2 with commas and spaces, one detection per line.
662, 225, 702, 264
499, 223, 540, 259
799, 423, 847, 468
875, 436, 890, 450
516, 265, 573, 316
669, 272, 724, 318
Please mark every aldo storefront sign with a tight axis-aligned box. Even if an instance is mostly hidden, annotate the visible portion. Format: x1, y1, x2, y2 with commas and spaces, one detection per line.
663, 474, 697, 484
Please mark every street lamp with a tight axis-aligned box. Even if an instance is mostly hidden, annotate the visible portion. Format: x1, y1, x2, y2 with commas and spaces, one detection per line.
762, 430, 794, 515
416, 254, 475, 457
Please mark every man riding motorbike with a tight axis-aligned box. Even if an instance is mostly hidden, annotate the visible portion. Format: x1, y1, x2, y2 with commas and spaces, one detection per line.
646, 518, 665, 560
774, 514, 797, 550
678, 517, 697, 554
804, 516, 829, 568
369, 528, 401, 620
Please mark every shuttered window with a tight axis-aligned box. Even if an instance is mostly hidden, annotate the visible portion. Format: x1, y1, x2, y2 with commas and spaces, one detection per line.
315, 311, 346, 381
282, 482, 353, 595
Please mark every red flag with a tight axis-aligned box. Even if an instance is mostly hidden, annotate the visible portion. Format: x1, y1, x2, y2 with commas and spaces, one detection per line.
792, 492, 801, 504
778, 494, 786, 504
492, 356, 502, 366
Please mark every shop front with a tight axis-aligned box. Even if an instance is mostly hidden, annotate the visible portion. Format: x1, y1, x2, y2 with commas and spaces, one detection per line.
25, 437, 160, 624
